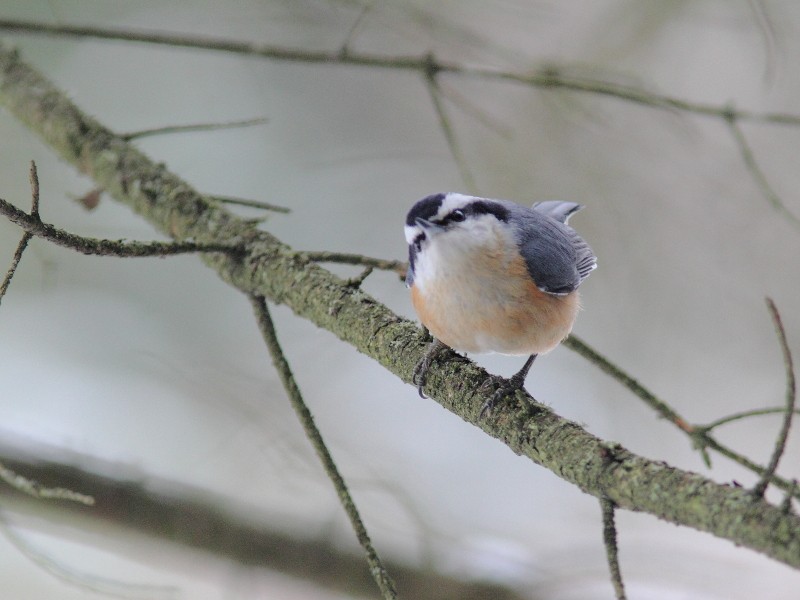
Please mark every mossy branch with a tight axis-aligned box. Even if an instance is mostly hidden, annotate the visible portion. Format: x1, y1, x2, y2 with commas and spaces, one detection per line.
1, 43, 799, 570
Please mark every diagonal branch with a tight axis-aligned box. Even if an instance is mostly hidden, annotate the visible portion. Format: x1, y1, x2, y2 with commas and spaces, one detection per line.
119, 117, 267, 141
1, 19, 800, 126
2, 42, 800, 570
0, 195, 243, 258
701, 407, 800, 432
725, 116, 800, 229
422, 55, 477, 192
249, 295, 397, 599
304, 250, 407, 278
0, 160, 39, 304
600, 498, 626, 600
752, 298, 797, 499
566, 334, 800, 498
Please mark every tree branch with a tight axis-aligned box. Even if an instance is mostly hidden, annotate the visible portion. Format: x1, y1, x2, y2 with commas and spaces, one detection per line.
1, 42, 799, 570
1, 19, 800, 124
304, 251, 407, 278
0, 160, 38, 305
566, 334, 800, 498
119, 117, 267, 141
600, 498, 626, 600
752, 298, 797, 499
249, 295, 397, 599
0, 441, 525, 600
2, 19, 799, 227
0, 194, 243, 258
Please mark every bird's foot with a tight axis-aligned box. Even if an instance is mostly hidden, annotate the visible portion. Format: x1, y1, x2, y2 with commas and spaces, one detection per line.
478, 372, 528, 419
412, 339, 449, 398
478, 354, 537, 419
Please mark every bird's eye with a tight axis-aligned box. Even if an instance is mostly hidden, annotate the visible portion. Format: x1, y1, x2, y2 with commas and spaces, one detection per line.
449, 209, 466, 223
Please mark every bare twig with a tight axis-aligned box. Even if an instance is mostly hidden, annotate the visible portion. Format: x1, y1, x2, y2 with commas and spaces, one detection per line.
564, 335, 693, 432
566, 334, 800, 498
210, 195, 291, 213
0, 161, 39, 304
345, 266, 374, 288
0, 230, 31, 305
0, 195, 243, 258
700, 407, 800, 432
71, 190, 290, 215
338, 1, 376, 55
28, 160, 40, 216
119, 117, 267, 141
304, 251, 407, 277
752, 298, 796, 499
748, 0, 779, 86
2, 19, 799, 126
248, 295, 398, 599
4, 19, 800, 228
725, 115, 800, 229
600, 498, 626, 600
423, 54, 478, 192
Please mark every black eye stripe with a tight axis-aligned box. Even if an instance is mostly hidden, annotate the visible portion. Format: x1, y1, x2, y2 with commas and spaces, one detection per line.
468, 201, 508, 222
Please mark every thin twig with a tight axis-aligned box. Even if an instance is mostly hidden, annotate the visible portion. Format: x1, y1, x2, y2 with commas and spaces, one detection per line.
5, 19, 800, 230
338, 1, 376, 55
248, 295, 398, 599
345, 266, 374, 288
304, 251, 407, 277
748, 0, 779, 87
564, 335, 693, 431
423, 54, 477, 192
28, 160, 40, 216
119, 117, 267, 141
700, 407, 800, 432
566, 334, 800, 498
210, 195, 291, 213
0, 160, 40, 304
0, 196, 243, 258
0, 230, 31, 305
2, 19, 798, 126
695, 432, 798, 497
726, 116, 800, 229
752, 298, 796, 499
600, 498, 627, 600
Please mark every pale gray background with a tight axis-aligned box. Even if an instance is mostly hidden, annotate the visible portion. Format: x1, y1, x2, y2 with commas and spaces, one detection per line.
0, 1, 799, 598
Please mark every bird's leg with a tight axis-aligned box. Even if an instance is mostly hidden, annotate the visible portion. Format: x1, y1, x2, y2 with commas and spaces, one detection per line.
412, 338, 449, 398
479, 354, 538, 418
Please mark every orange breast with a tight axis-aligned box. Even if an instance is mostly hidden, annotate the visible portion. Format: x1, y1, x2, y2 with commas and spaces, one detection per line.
411, 252, 579, 355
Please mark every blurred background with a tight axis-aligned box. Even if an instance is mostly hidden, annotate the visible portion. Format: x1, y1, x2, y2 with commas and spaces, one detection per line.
0, 1, 799, 598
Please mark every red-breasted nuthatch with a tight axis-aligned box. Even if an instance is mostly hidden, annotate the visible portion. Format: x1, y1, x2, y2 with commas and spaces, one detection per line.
405, 192, 596, 415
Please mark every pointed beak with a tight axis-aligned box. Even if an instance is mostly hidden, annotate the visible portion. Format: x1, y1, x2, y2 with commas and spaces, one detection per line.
415, 217, 441, 230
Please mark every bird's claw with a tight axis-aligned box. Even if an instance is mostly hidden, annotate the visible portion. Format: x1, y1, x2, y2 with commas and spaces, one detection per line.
413, 339, 448, 398
478, 371, 530, 419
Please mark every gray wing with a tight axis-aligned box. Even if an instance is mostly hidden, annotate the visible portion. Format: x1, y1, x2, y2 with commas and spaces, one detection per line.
508, 201, 597, 295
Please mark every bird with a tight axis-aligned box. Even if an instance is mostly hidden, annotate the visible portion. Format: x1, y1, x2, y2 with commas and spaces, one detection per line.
404, 192, 596, 416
